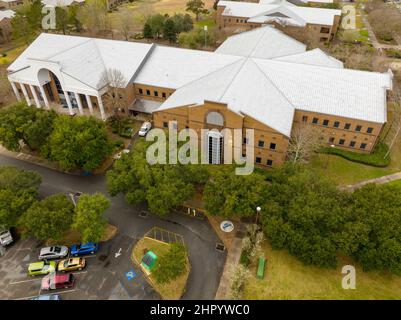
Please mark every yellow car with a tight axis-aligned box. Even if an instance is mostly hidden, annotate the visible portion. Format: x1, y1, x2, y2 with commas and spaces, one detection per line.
57, 257, 86, 272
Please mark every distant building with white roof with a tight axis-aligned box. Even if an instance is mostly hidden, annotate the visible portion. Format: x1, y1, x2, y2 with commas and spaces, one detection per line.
0, 9, 15, 43
0, 0, 23, 10
7, 26, 392, 167
40, 0, 85, 8
216, 0, 341, 43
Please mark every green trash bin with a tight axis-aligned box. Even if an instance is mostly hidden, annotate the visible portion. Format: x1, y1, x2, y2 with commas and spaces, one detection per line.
257, 257, 266, 279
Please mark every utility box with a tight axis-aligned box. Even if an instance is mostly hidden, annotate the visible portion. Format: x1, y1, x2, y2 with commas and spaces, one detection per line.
257, 257, 266, 279
141, 251, 157, 275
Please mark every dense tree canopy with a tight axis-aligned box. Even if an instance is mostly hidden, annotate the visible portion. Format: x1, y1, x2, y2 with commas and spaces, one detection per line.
73, 193, 110, 243
204, 167, 267, 218
153, 242, 188, 284
20, 193, 74, 241
106, 139, 208, 216
143, 13, 193, 40
44, 115, 113, 171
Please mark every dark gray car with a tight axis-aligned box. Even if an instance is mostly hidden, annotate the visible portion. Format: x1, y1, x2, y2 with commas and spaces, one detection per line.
39, 246, 68, 260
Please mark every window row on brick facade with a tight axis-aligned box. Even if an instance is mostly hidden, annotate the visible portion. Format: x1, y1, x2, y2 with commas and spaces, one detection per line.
138, 88, 168, 99
255, 157, 273, 167
303, 115, 374, 134
328, 137, 367, 149
243, 138, 277, 150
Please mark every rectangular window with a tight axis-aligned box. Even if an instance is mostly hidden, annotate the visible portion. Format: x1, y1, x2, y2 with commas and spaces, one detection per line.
312, 117, 318, 124
302, 116, 308, 122
243, 137, 248, 144
355, 125, 362, 132
339, 139, 345, 145
163, 121, 168, 128
344, 123, 351, 130
258, 140, 264, 148
360, 143, 367, 149
349, 141, 356, 147
256, 157, 261, 164
146, 90, 150, 96
266, 159, 273, 167
162, 92, 166, 98
154, 91, 158, 97
323, 119, 329, 126
320, 27, 330, 33
329, 137, 335, 143
333, 121, 340, 128
269, 143, 276, 150
367, 127, 373, 134
139, 88, 143, 94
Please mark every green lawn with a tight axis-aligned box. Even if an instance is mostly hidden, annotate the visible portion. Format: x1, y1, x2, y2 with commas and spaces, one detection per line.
243, 241, 401, 300
0, 44, 28, 65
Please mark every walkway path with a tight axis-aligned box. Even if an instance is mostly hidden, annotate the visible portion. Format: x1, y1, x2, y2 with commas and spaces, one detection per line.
340, 171, 401, 191
361, 12, 401, 51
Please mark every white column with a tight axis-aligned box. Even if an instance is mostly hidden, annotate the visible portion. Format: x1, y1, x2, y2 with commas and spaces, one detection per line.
74, 92, 84, 115
29, 85, 41, 108
85, 95, 94, 115
20, 83, 32, 106
63, 91, 74, 115
10, 82, 21, 101
39, 85, 50, 109
97, 95, 106, 120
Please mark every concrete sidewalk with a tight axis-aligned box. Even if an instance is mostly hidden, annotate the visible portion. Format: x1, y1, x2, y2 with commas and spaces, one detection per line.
340, 171, 401, 191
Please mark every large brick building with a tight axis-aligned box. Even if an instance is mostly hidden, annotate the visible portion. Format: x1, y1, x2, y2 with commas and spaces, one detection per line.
216, 0, 341, 43
0, 9, 14, 43
7, 26, 392, 168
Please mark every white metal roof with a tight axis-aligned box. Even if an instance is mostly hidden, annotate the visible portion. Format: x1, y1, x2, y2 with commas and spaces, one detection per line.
215, 25, 306, 59
0, 9, 14, 21
274, 48, 344, 68
134, 45, 242, 89
218, 1, 341, 26
41, 0, 85, 7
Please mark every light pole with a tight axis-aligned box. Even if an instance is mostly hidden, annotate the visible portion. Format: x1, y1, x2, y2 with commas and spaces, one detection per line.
255, 206, 261, 225
203, 25, 208, 48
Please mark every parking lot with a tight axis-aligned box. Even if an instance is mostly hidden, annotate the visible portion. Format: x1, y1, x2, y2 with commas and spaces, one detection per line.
0, 236, 159, 300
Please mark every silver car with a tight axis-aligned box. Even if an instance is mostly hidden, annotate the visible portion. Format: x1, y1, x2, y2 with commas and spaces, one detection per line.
0, 229, 13, 246
39, 246, 68, 260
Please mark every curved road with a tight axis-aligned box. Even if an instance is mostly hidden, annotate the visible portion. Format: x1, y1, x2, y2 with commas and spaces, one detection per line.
0, 155, 226, 300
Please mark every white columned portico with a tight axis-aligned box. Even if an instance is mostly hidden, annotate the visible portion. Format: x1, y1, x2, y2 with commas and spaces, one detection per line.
85, 95, 94, 115
29, 85, 41, 108
97, 95, 106, 120
10, 82, 21, 101
39, 85, 50, 109
74, 92, 84, 115
20, 83, 32, 106
63, 90, 74, 115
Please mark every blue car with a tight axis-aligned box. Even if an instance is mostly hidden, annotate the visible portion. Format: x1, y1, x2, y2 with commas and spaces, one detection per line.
31, 294, 61, 300
70, 242, 99, 256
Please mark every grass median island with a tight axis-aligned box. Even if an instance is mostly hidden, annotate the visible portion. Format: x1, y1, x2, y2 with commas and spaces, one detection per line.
132, 237, 190, 300
243, 242, 401, 300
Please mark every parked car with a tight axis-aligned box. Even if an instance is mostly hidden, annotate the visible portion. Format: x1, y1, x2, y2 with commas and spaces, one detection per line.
30, 294, 61, 300
114, 149, 130, 160
70, 242, 99, 256
39, 246, 68, 260
0, 229, 13, 246
58, 257, 86, 272
41, 273, 75, 291
28, 261, 56, 276
138, 122, 152, 137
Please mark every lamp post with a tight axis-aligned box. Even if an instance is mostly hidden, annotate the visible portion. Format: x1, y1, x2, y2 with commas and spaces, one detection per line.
203, 25, 208, 48
255, 206, 261, 225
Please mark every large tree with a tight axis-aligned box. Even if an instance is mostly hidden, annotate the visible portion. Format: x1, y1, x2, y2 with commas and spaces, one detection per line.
203, 167, 267, 218
106, 139, 208, 216
73, 193, 110, 243
186, 0, 207, 21
19, 193, 74, 241
44, 115, 113, 171
0, 103, 57, 152
261, 165, 348, 268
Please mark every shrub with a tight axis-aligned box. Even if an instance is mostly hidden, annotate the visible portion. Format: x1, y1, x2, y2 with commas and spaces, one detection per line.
320, 143, 390, 167
152, 242, 188, 284
113, 139, 124, 149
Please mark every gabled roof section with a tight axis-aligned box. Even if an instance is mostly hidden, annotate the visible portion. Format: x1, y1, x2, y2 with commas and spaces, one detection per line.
158, 58, 295, 137
249, 5, 307, 26
274, 48, 344, 68
215, 25, 306, 59
0, 9, 15, 22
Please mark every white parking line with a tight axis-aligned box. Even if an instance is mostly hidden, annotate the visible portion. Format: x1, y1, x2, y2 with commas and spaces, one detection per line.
15, 289, 77, 300
9, 278, 41, 285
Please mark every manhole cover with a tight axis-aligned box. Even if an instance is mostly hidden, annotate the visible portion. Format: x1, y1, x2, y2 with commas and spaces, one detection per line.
99, 254, 108, 261
216, 243, 225, 252
139, 211, 148, 218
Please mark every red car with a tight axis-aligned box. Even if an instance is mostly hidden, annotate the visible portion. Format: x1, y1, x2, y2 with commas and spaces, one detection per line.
41, 273, 75, 291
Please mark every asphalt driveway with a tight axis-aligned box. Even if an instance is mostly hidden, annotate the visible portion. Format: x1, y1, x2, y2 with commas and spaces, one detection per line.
0, 155, 226, 300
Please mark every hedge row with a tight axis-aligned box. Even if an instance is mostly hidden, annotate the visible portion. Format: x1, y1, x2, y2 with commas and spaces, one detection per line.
320, 142, 390, 167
